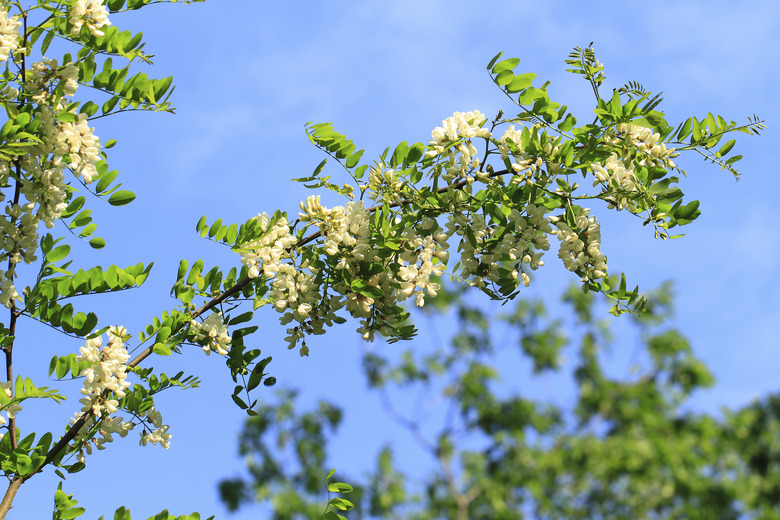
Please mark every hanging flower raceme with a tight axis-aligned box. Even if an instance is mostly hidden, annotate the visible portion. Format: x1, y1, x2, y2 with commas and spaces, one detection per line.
550, 207, 607, 282
69, 0, 111, 38
300, 195, 371, 261
189, 312, 231, 356
239, 212, 297, 279
138, 406, 172, 449
0, 381, 22, 430
396, 217, 448, 307
426, 111, 491, 184
591, 153, 641, 211
0, 7, 21, 62
607, 123, 677, 169
497, 125, 534, 176
70, 327, 136, 460
51, 113, 102, 184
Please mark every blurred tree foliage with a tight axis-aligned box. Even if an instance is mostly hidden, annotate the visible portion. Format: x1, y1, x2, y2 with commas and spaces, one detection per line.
218, 282, 780, 519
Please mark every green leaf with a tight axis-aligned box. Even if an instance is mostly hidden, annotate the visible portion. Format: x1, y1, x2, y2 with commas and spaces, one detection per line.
102, 96, 119, 114
390, 141, 409, 168
95, 170, 119, 194
113, 506, 132, 520
492, 57, 520, 74
345, 150, 363, 168
89, 237, 106, 249
108, 191, 136, 206
717, 139, 736, 157
505, 72, 536, 93
15, 454, 32, 476
486, 51, 503, 71
152, 343, 171, 356
47, 245, 71, 263
327, 482, 354, 493
61, 507, 86, 519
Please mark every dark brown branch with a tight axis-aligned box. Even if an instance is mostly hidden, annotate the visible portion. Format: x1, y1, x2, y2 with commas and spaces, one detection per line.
0, 11, 29, 518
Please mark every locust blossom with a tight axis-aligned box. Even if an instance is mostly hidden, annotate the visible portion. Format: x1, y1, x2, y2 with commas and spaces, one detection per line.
367, 162, 405, 202
190, 312, 231, 356
0, 268, 19, 308
425, 111, 491, 183
447, 204, 551, 289
70, 327, 135, 459
51, 113, 102, 183
0, 7, 21, 62
60, 64, 79, 97
608, 123, 677, 169
591, 153, 641, 211
0, 381, 22, 429
396, 218, 448, 307
299, 195, 371, 261
427, 110, 490, 155
138, 406, 172, 449
70, 0, 111, 38
550, 208, 607, 281
497, 125, 534, 175
239, 213, 297, 279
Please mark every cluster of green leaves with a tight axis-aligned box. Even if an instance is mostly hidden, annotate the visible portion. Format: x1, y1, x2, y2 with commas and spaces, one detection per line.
0, 105, 42, 160
136, 309, 190, 356
165, 46, 764, 397
291, 52, 762, 324
323, 469, 355, 520
0, 430, 55, 479
491, 54, 694, 238
24, 235, 152, 337
53, 482, 215, 520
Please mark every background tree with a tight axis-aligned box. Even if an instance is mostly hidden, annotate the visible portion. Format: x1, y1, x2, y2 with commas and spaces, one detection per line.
219, 281, 780, 519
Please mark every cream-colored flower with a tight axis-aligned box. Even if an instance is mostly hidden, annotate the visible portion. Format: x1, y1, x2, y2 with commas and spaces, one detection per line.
0, 8, 21, 62
70, 0, 111, 37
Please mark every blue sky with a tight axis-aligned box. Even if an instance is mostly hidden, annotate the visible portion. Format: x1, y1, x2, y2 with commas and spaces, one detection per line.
9, 0, 780, 518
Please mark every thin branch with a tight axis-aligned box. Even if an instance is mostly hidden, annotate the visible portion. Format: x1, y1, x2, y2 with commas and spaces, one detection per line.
129, 167, 512, 369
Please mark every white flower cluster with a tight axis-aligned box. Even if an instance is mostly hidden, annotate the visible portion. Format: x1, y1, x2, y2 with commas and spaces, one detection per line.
75, 327, 131, 417
20, 152, 69, 229
69, 0, 111, 38
234, 111, 638, 347
497, 125, 534, 175
591, 153, 641, 211
0, 200, 42, 264
550, 208, 607, 281
0, 60, 101, 303
25, 58, 79, 104
52, 113, 101, 184
367, 162, 405, 202
397, 217, 447, 306
240, 213, 297, 279
270, 263, 319, 323
447, 204, 551, 289
190, 312, 231, 356
138, 406, 172, 449
0, 268, 18, 308
0, 7, 21, 62
71, 327, 135, 459
426, 111, 490, 183
0, 381, 22, 431
607, 123, 676, 169
300, 195, 371, 260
